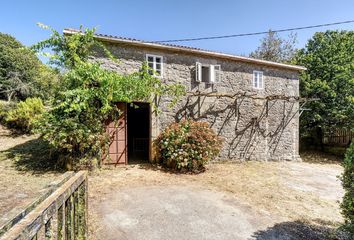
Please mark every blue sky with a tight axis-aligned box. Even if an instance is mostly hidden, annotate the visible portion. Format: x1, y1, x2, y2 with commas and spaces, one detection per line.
1, 0, 353, 56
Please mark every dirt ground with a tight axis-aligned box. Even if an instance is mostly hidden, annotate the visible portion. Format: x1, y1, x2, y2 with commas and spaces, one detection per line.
0, 125, 61, 227
88, 160, 345, 240
0, 124, 347, 239
0, 125, 35, 152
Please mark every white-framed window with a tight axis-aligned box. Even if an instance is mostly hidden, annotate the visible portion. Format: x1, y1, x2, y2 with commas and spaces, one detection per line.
146, 54, 163, 77
195, 62, 221, 84
253, 70, 264, 89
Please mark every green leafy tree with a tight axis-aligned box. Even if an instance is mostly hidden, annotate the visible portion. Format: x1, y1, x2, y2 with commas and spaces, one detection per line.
294, 30, 354, 147
155, 120, 223, 172
32, 23, 115, 69
341, 139, 354, 234
249, 30, 298, 63
0, 32, 59, 101
33, 25, 185, 168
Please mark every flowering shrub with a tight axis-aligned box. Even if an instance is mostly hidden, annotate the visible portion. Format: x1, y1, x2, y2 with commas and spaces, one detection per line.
155, 120, 223, 172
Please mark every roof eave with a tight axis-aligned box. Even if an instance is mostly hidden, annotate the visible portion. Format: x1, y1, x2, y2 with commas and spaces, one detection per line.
63, 28, 307, 72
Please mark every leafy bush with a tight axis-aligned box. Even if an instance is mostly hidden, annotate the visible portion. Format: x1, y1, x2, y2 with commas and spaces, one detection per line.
4, 97, 44, 133
0, 100, 15, 121
36, 62, 184, 169
155, 120, 223, 172
32, 26, 185, 169
341, 139, 354, 234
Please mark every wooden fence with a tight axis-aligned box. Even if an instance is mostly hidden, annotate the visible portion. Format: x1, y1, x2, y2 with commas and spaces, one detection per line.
323, 129, 353, 147
0, 171, 88, 240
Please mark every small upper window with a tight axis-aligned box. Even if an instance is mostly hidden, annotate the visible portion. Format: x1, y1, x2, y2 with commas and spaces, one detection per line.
253, 71, 264, 89
146, 54, 163, 77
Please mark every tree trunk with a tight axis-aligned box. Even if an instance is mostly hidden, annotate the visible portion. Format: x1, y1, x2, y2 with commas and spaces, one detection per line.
7, 91, 15, 102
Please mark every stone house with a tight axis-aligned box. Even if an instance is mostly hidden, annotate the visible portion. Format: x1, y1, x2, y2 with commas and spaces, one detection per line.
64, 29, 306, 164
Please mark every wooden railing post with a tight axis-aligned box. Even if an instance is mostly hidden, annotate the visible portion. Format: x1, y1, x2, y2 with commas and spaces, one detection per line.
44, 218, 52, 240
57, 205, 65, 240
65, 197, 71, 240
0, 171, 88, 240
70, 195, 75, 239
77, 182, 87, 240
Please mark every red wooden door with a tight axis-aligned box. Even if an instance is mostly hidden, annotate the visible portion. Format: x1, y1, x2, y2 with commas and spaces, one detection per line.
105, 103, 127, 165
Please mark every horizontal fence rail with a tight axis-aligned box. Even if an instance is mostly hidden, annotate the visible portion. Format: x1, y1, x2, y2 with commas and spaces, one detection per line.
323, 129, 353, 146
0, 171, 88, 240
0, 172, 76, 237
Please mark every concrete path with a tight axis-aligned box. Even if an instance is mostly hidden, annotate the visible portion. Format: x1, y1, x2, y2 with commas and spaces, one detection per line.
89, 162, 344, 239
94, 185, 274, 240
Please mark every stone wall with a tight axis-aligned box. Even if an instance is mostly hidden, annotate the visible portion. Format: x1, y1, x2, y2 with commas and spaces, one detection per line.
93, 43, 301, 161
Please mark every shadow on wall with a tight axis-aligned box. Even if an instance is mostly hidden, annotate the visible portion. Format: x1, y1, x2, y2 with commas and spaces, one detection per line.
174, 94, 297, 160
252, 220, 349, 240
1, 138, 64, 174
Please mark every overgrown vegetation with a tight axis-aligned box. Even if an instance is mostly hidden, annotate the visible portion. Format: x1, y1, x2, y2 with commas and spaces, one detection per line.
341, 139, 354, 235
294, 30, 354, 149
0, 100, 15, 120
32, 24, 115, 69
0, 32, 59, 101
3, 97, 44, 133
155, 120, 223, 172
32, 25, 185, 168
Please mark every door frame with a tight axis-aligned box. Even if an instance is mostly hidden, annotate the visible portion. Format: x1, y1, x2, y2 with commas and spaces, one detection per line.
126, 102, 152, 164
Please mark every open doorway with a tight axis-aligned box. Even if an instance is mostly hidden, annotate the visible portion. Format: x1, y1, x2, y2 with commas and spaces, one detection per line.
127, 102, 150, 163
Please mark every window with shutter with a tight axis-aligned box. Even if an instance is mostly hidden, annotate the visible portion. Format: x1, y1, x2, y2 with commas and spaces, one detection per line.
195, 63, 221, 84
196, 62, 202, 82
214, 65, 221, 83
209, 65, 215, 83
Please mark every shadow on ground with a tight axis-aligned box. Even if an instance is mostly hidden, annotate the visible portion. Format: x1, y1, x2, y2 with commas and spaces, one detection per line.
136, 163, 207, 175
0, 128, 25, 138
300, 150, 343, 165
0, 138, 64, 174
252, 220, 349, 240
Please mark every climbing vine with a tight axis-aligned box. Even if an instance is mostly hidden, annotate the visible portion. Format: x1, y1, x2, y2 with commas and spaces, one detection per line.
33, 25, 185, 168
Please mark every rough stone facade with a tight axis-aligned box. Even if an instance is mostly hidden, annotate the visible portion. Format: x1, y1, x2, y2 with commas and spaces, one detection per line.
94, 43, 301, 162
